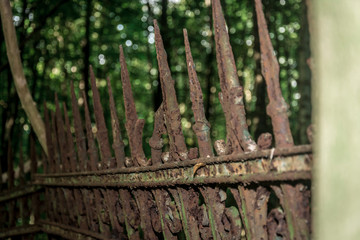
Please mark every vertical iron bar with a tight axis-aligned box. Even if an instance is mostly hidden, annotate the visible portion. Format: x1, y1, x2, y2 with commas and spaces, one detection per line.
89, 66, 113, 169
50, 112, 61, 222
70, 82, 88, 171
30, 134, 40, 223
183, 29, 213, 158
44, 102, 54, 173
70, 83, 93, 230
51, 111, 61, 173
63, 103, 77, 172
64, 103, 89, 229
149, 103, 166, 165
55, 94, 69, 172
212, 0, 258, 153
83, 90, 99, 171
107, 77, 126, 168
255, 0, 310, 239
154, 19, 188, 162
119, 45, 161, 238
119, 46, 149, 166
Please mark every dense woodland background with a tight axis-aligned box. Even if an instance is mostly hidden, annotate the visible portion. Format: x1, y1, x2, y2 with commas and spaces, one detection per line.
0, 0, 311, 173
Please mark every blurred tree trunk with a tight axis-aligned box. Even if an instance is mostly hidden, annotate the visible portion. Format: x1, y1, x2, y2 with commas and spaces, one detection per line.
297, 0, 312, 144
0, 0, 47, 154
83, 0, 92, 105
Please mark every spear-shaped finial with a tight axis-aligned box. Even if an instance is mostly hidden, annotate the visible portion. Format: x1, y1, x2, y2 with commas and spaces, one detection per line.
44, 101, 54, 173
82, 90, 99, 171
51, 111, 61, 173
55, 93, 69, 172
154, 19, 188, 161
183, 29, 213, 158
70, 82, 88, 171
107, 77, 126, 168
63, 103, 77, 172
119, 46, 149, 166
212, 0, 258, 153
255, 0, 293, 147
89, 66, 114, 168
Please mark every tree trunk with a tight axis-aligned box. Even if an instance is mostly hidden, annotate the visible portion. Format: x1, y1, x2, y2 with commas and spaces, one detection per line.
297, 0, 312, 144
0, 0, 47, 154
82, 0, 92, 105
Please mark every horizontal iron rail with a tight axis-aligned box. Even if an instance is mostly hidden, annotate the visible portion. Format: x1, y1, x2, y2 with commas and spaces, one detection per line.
39, 220, 106, 240
35, 145, 312, 188
0, 225, 41, 238
0, 184, 43, 202
38, 144, 311, 176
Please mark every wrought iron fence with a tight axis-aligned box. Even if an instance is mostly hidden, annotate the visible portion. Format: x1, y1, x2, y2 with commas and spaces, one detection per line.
0, 0, 312, 239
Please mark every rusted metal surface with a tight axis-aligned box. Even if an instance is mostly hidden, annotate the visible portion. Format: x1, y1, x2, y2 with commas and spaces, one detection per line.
149, 103, 166, 165
212, 0, 258, 153
107, 77, 126, 168
55, 94, 70, 172
40, 220, 107, 239
0, 225, 41, 238
255, 0, 311, 239
44, 102, 54, 173
71, 82, 88, 171
231, 185, 270, 239
63, 103, 77, 172
83, 90, 99, 171
154, 19, 188, 162
255, 0, 293, 147
90, 65, 113, 169
35, 150, 311, 187
184, 29, 213, 158
120, 45, 149, 167
0, 184, 42, 202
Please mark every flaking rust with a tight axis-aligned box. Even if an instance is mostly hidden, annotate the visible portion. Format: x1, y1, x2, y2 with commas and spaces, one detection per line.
51, 111, 61, 172
119, 45, 160, 238
55, 94, 70, 172
154, 19, 188, 162
212, 1, 270, 239
154, 20, 201, 240
230, 186, 270, 239
89, 66, 113, 169
44, 102, 55, 173
119, 45, 149, 166
255, 0, 310, 239
183, 29, 213, 158
149, 103, 166, 165
255, 0, 293, 147
71, 82, 88, 171
63, 103, 88, 229
107, 77, 126, 168
212, 0, 258, 153
63, 103, 77, 172
184, 27, 229, 240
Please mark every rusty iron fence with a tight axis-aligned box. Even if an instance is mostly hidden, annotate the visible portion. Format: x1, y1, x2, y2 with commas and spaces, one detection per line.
0, 0, 312, 239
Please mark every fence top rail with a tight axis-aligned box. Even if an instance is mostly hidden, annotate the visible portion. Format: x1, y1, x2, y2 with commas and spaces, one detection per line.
38, 144, 311, 178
